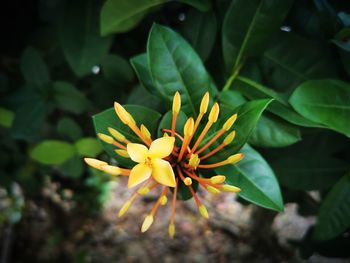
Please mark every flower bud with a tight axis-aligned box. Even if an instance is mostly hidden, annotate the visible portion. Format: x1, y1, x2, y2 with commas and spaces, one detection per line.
84, 158, 107, 170
222, 184, 241, 193
222, 113, 237, 131
98, 133, 114, 144
172, 91, 181, 114
200, 92, 209, 114
108, 127, 126, 142
141, 215, 154, 233
208, 103, 220, 123
223, 131, 236, 145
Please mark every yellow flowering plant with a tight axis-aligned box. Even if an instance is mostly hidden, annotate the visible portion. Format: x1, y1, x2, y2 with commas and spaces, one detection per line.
86, 24, 283, 237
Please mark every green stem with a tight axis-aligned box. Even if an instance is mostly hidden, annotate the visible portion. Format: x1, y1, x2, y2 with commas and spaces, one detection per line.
222, 63, 243, 92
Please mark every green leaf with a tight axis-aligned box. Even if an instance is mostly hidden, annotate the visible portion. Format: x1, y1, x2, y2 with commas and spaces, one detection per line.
53, 81, 91, 114
207, 99, 272, 161
127, 85, 164, 111
222, 0, 293, 72
0, 108, 14, 128
261, 32, 338, 92
289, 79, 350, 137
249, 113, 301, 148
75, 137, 103, 157
101, 54, 134, 85
100, 0, 165, 36
57, 117, 83, 141
93, 105, 161, 166
216, 144, 284, 212
265, 132, 350, 190
11, 92, 47, 142
130, 53, 159, 96
30, 140, 76, 165
60, 156, 84, 179
20, 47, 50, 89
179, 0, 211, 12
181, 9, 217, 61
314, 173, 350, 240
147, 24, 218, 118
60, 0, 112, 77
234, 77, 325, 128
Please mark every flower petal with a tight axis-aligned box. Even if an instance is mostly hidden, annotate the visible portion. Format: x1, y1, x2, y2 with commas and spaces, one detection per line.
152, 158, 176, 187
128, 163, 152, 188
127, 143, 148, 163
148, 137, 175, 158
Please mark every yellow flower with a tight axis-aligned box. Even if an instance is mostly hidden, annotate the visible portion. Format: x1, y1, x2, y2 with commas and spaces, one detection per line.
85, 91, 244, 238
127, 137, 176, 188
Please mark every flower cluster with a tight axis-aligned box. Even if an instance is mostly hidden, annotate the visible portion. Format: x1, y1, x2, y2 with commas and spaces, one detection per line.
85, 91, 243, 237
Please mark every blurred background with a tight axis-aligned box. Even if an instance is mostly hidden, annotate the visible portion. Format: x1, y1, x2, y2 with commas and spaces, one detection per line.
1, 0, 350, 262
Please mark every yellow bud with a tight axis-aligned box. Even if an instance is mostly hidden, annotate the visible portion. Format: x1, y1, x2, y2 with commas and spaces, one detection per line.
227, 153, 244, 164
188, 154, 200, 168
101, 165, 121, 176
208, 103, 220, 123
168, 223, 175, 239
118, 200, 132, 217
163, 132, 169, 137
108, 127, 126, 142
84, 158, 107, 170
210, 175, 226, 184
172, 91, 181, 114
184, 177, 192, 186
141, 215, 154, 233
140, 124, 151, 140
223, 131, 236, 145
199, 205, 209, 219
184, 117, 194, 138
115, 149, 129, 158
98, 133, 114, 144
207, 186, 221, 195
222, 113, 237, 131
160, 196, 168, 205
114, 102, 135, 125
222, 184, 241, 193
200, 92, 209, 114
137, 187, 150, 196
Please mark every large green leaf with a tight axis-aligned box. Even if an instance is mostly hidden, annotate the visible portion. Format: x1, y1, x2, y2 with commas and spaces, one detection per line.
261, 32, 338, 92
179, 0, 211, 12
101, 0, 165, 36
126, 85, 164, 111
30, 140, 76, 165
53, 81, 92, 114
130, 53, 159, 96
20, 47, 50, 89
101, 54, 134, 86
181, 9, 217, 61
265, 132, 350, 190
207, 99, 272, 161
57, 117, 83, 141
75, 137, 103, 157
11, 91, 47, 142
222, 0, 293, 72
216, 144, 284, 212
234, 77, 324, 128
290, 79, 350, 137
147, 24, 218, 118
0, 108, 14, 128
60, 0, 112, 77
249, 113, 301, 148
93, 105, 161, 167
100, 0, 210, 36
313, 173, 350, 240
